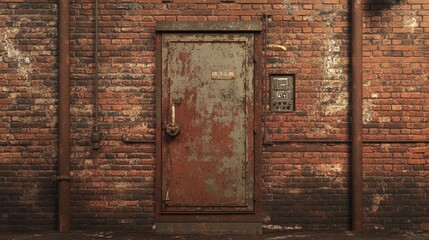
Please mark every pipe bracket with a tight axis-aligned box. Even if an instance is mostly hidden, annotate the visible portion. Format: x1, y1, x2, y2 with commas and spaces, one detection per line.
53, 175, 71, 182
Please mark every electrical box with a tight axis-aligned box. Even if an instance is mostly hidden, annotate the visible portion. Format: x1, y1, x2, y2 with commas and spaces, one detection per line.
270, 75, 294, 112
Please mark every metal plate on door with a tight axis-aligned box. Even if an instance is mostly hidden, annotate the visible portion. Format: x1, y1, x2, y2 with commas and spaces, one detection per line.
211, 70, 235, 80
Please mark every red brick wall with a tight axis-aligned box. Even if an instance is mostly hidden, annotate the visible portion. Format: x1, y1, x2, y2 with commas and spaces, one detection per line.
362, 0, 429, 230
262, 0, 352, 230
0, 2, 58, 229
1, 0, 428, 230
69, 0, 156, 229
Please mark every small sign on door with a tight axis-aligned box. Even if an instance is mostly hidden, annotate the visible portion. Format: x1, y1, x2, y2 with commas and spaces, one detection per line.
211, 70, 235, 80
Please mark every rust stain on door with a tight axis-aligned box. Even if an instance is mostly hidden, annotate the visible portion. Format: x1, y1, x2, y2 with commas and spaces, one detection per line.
161, 34, 255, 212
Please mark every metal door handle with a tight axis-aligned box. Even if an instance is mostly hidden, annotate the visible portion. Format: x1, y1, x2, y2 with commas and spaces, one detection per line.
165, 103, 180, 137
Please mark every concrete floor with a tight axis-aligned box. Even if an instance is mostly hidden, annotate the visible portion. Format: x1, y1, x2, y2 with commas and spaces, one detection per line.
0, 230, 428, 240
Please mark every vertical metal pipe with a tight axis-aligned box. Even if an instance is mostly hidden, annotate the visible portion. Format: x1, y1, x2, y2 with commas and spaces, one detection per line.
94, 0, 99, 132
58, 0, 70, 232
262, 13, 269, 144
92, 0, 101, 150
351, 0, 363, 232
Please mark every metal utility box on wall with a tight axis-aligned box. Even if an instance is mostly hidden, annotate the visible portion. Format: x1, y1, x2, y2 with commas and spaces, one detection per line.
155, 22, 263, 234
270, 74, 295, 112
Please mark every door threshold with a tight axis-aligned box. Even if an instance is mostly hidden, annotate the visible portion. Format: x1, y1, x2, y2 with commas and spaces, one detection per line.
156, 222, 262, 234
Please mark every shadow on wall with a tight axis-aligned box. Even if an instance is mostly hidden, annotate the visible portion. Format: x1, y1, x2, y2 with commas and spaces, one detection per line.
368, 0, 404, 11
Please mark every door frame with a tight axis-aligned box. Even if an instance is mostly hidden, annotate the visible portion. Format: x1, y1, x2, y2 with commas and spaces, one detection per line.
155, 21, 262, 225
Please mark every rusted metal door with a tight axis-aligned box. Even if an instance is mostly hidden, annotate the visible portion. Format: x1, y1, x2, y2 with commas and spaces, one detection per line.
161, 34, 255, 213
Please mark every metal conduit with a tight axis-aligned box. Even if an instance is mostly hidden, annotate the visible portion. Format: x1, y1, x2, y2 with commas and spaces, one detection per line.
58, 0, 71, 232
351, 0, 363, 232
92, 0, 101, 149
262, 13, 270, 144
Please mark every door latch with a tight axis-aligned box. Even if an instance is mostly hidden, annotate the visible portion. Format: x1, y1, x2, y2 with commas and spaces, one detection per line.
166, 123, 180, 137
165, 103, 181, 137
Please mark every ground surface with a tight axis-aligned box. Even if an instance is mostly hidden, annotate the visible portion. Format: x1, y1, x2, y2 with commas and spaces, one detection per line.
0, 230, 428, 240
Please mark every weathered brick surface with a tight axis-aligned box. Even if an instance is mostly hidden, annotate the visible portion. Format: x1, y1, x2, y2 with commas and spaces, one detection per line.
362, 1, 429, 230
0, 2, 58, 229
0, 0, 428, 231
262, 1, 352, 230
69, 0, 156, 229
262, 145, 350, 230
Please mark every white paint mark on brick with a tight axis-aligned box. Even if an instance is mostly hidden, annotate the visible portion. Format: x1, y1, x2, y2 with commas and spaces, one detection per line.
363, 99, 374, 124
403, 15, 418, 33
372, 194, 389, 213
284, 225, 303, 230
262, 224, 283, 230
320, 12, 349, 116
263, 215, 271, 223
0, 26, 32, 79
262, 224, 303, 230
320, 14, 348, 116
318, 164, 342, 176
282, 1, 298, 12
370, 93, 379, 99
322, 38, 342, 79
